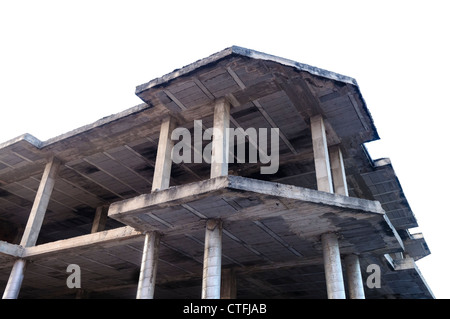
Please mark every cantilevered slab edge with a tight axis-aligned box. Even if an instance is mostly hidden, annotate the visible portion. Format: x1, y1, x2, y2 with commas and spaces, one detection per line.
136, 46, 358, 95
109, 175, 384, 218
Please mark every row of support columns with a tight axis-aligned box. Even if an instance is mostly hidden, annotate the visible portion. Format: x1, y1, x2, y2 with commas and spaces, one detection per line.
136, 103, 365, 299
2, 98, 364, 299
136, 99, 230, 299
311, 114, 365, 299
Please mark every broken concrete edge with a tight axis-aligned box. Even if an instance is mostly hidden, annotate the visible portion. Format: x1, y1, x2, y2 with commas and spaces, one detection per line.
0, 103, 150, 152
371, 157, 419, 229
391, 256, 436, 298
135, 45, 359, 96
0, 226, 143, 260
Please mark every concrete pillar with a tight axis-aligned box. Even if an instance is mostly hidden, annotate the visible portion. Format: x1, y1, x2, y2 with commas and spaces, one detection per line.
202, 219, 222, 299
344, 254, 365, 299
210, 98, 230, 178
329, 145, 349, 196
310, 115, 333, 193
137, 117, 175, 298
91, 205, 108, 233
322, 233, 346, 299
3, 157, 60, 299
221, 268, 237, 299
2, 259, 26, 299
20, 157, 61, 247
136, 232, 160, 299
152, 116, 176, 191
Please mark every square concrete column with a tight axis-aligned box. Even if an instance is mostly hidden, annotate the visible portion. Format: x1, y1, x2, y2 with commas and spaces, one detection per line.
136, 117, 175, 298
310, 115, 333, 193
329, 145, 349, 196
321, 233, 346, 299
152, 116, 176, 191
3, 157, 60, 299
210, 98, 230, 178
202, 219, 223, 299
344, 254, 365, 299
90, 205, 108, 233
136, 232, 160, 299
21, 157, 61, 247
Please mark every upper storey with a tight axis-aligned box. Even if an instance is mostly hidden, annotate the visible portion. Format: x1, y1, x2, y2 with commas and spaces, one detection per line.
0, 46, 419, 245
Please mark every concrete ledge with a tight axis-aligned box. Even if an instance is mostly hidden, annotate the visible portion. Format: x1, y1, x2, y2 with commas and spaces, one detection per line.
109, 176, 404, 255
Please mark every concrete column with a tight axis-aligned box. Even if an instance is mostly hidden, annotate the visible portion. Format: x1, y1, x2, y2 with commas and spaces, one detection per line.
136, 232, 160, 299
3, 157, 60, 299
152, 116, 176, 191
2, 259, 26, 299
210, 98, 230, 178
329, 145, 349, 196
137, 117, 174, 298
20, 157, 61, 247
344, 254, 365, 299
310, 115, 333, 193
91, 205, 108, 233
221, 268, 237, 299
202, 219, 222, 299
322, 233, 346, 299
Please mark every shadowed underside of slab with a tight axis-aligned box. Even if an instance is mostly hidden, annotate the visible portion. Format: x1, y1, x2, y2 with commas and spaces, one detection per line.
109, 176, 403, 257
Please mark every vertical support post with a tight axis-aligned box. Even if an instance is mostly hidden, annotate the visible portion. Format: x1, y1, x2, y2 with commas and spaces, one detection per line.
311, 115, 333, 193
136, 117, 174, 298
322, 233, 346, 299
2, 259, 26, 299
210, 98, 230, 178
91, 205, 108, 233
329, 145, 349, 196
202, 219, 222, 299
3, 157, 60, 299
20, 157, 61, 247
344, 254, 365, 299
221, 268, 237, 299
152, 116, 176, 191
136, 232, 160, 299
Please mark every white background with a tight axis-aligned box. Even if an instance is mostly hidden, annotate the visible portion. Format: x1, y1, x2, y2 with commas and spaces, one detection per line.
1, 0, 448, 298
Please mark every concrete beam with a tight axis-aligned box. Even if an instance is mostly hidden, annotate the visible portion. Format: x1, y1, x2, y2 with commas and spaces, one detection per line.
0, 241, 23, 258
202, 219, 222, 299
322, 233, 345, 299
344, 254, 365, 299
210, 98, 230, 178
136, 232, 160, 299
329, 145, 349, 196
23, 226, 142, 258
311, 115, 333, 193
152, 116, 176, 191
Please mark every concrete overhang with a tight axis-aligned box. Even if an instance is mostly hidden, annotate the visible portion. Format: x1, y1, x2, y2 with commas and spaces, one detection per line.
109, 176, 404, 256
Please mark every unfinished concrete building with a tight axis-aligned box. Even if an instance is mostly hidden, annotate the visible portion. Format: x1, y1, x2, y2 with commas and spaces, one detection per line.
0, 46, 433, 299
